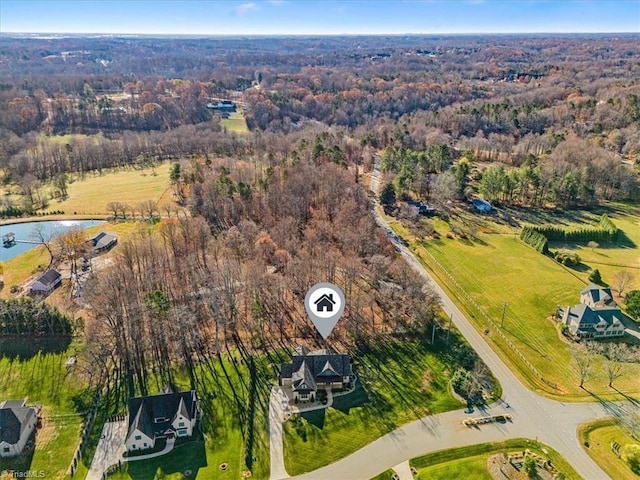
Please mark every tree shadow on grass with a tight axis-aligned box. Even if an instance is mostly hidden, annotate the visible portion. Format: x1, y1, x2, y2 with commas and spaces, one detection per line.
123, 439, 207, 479
301, 408, 326, 429
0, 336, 72, 361
332, 382, 369, 415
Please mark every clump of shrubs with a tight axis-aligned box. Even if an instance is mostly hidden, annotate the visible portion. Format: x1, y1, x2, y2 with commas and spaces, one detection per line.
553, 251, 581, 267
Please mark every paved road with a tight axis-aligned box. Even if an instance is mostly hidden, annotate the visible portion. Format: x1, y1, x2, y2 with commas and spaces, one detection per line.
86, 420, 127, 480
270, 164, 617, 480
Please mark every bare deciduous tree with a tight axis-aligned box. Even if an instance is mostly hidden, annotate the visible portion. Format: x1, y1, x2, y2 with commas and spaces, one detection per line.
613, 271, 635, 297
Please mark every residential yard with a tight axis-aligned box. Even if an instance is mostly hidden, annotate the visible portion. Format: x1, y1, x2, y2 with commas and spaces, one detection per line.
578, 418, 640, 480
42, 162, 174, 216
98, 348, 279, 480
220, 111, 249, 134
0, 338, 88, 479
283, 339, 468, 476
386, 203, 640, 399
410, 439, 581, 480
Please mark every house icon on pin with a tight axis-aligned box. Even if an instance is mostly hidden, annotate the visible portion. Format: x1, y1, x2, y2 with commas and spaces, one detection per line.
314, 293, 336, 313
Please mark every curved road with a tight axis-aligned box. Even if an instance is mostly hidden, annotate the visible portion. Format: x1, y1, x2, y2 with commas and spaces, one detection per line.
269, 163, 624, 480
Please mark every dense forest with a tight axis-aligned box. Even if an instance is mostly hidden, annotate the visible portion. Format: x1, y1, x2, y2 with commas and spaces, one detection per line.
1, 34, 638, 213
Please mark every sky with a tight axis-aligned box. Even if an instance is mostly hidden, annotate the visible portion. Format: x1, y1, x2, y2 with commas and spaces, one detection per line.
1, 0, 639, 35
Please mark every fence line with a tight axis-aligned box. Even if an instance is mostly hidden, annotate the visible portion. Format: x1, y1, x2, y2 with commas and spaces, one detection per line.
418, 246, 559, 391
68, 388, 103, 477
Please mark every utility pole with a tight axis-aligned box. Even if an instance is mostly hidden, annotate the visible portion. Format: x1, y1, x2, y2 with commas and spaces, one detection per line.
447, 313, 453, 345
432, 323, 436, 345
500, 302, 508, 328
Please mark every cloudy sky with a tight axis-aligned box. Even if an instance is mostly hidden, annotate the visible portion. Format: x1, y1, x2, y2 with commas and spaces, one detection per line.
1, 0, 639, 35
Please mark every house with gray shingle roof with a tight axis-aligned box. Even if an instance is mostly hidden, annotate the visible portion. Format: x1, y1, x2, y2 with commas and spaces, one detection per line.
279, 346, 353, 402
0, 399, 39, 458
30, 269, 61, 295
561, 284, 625, 340
124, 385, 199, 453
90, 231, 118, 253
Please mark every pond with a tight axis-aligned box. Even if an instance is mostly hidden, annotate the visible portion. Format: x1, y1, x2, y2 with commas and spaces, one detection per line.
0, 219, 106, 262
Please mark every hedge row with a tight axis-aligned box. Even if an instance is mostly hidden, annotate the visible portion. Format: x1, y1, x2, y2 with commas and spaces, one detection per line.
526, 214, 619, 245
520, 226, 549, 254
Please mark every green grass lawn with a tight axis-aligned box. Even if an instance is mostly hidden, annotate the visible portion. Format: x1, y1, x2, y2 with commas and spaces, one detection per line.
283, 339, 467, 476
388, 204, 640, 399
548, 204, 640, 294
43, 162, 173, 216
410, 438, 581, 480
579, 418, 640, 480
415, 454, 491, 480
369, 469, 395, 480
0, 339, 88, 479
220, 111, 249, 134
100, 348, 279, 480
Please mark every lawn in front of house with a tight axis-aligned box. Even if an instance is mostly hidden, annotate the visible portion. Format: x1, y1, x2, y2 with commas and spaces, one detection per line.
42, 162, 174, 216
283, 340, 466, 476
410, 438, 581, 480
101, 349, 279, 480
578, 418, 640, 480
0, 339, 88, 479
388, 207, 640, 399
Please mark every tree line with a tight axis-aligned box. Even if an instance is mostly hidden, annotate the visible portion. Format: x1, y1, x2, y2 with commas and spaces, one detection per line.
0, 297, 74, 336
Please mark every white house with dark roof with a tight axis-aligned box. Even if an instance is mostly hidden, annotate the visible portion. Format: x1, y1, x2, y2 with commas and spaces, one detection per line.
0, 399, 39, 458
561, 284, 626, 339
279, 346, 353, 402
125, 385, 199, 453
30, 269, 62, 295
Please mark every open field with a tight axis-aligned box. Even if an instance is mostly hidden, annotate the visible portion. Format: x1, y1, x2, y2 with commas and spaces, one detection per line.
578, 418, 640, 480
545, 204, 640, 295
43, 162, 174, 216
385, 203, 640, 399
0, 339, 87, 479
283, 340, 466, 475
100, 348, 275, 480
220, 111, 249, 134
410, 438, 581, 480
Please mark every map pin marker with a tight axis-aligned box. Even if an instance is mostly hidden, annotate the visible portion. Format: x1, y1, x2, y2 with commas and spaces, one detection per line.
305, 282, 345, 340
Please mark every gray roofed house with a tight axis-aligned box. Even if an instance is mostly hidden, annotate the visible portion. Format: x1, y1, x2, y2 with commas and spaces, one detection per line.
30, 269, 62, 295
124, 387, 199, 453
279, 346, 353, 402
0, 399, 39, 458
90, 231, 118, 252
561, 284, 625, 340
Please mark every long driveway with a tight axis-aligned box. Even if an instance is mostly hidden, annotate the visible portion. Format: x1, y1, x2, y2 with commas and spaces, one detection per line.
271, 164, 620, 480
86, 420, 127, 480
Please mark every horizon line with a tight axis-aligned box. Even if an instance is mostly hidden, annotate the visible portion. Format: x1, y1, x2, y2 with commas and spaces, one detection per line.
2, 31, 639, 37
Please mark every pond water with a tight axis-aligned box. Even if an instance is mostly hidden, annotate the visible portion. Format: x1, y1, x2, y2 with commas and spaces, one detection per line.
0, 219, 106, 262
